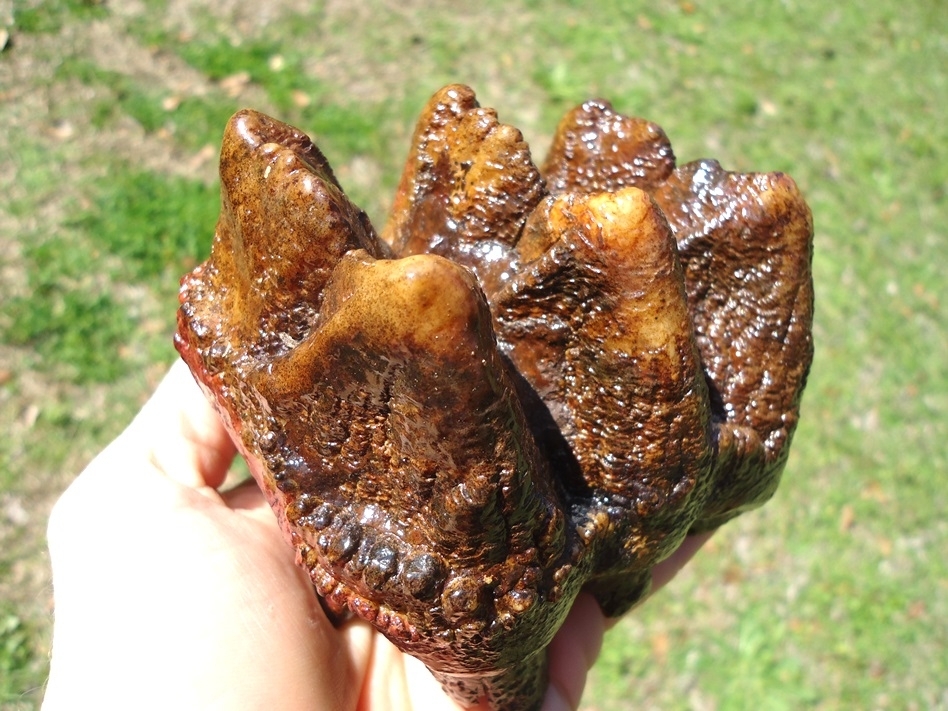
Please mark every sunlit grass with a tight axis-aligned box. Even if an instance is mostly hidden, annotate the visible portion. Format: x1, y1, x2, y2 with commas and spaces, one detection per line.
2, 0, 945, 708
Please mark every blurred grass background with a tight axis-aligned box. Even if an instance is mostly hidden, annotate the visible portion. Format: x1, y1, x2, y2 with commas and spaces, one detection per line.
1, 0, 946, 708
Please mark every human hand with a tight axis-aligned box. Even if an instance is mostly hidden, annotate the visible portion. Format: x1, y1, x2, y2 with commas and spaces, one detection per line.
43, 361, 710, 711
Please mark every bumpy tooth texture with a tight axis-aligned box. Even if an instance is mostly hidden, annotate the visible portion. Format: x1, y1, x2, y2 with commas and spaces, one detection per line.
540, 112, 814, 533
176, 85, 814, 711
651, 161, 814, 529
542, 98, 676, 194
381, 84, 545, 297
491, 188, 715, 614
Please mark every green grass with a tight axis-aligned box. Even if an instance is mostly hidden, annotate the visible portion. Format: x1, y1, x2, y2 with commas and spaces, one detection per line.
12, 0, 107, 35
0, 610, 43, 704
1, 0, 946, 708
71, 170, 218, 282
55, 56, 239, 150
4, 159, 218, 383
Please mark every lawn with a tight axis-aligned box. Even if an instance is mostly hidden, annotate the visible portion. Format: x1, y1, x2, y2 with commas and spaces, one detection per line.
1, 0, 946, 709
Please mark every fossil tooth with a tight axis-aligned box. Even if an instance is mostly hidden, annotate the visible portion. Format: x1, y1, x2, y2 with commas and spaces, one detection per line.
176, 84, 814, 711
382, 83, 545, 296
542, 98, 676, 195
651, 160, 814, 529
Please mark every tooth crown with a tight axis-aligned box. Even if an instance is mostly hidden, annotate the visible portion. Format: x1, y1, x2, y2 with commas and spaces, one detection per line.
175, 84, 814, 711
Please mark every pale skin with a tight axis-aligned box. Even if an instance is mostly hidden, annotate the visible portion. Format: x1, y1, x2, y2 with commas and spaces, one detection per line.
43, 360, 712, 711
